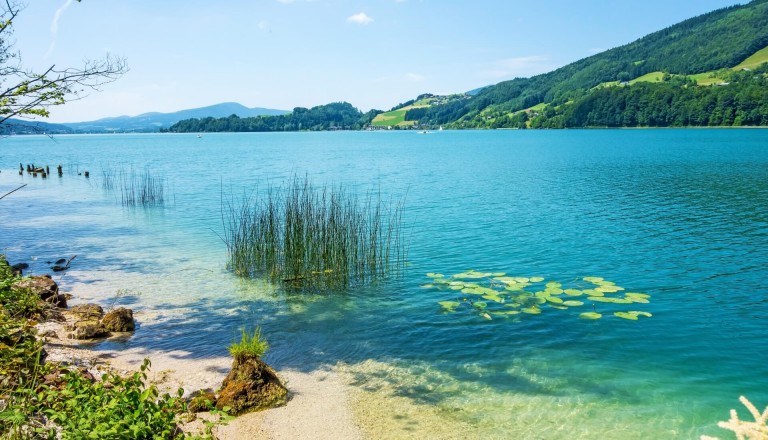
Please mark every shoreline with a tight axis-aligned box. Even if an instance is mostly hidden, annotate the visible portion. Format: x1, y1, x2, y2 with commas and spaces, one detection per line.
38, 318, 365, 439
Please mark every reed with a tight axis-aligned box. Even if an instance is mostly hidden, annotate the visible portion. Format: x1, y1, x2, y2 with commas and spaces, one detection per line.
119, 168, 166, 207
222, 176, 407, 291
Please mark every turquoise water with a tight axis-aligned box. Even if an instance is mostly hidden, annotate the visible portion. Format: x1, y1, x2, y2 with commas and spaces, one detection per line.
1, 130, 767, 438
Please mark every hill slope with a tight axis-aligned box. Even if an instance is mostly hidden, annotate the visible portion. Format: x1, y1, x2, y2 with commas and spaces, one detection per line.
409, 0, 768, 128
63, 102, 288, 133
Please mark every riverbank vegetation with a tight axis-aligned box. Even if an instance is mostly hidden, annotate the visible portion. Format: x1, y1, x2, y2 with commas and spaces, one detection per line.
222, 176, 407, 291
0, 257, 191, 438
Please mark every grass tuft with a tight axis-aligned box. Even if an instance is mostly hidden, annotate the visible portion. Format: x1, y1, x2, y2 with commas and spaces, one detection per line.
222, 175, 407, 291
229, 327, 270, 361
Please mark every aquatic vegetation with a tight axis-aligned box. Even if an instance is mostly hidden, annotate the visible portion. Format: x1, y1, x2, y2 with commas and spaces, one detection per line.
119, 168, 168, 207
427, 270, 653, 322
701, 396, 768, 440
223, 176, 407, 291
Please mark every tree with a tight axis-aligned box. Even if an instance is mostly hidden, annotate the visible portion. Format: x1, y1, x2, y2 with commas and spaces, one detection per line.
0, 0, 127, 125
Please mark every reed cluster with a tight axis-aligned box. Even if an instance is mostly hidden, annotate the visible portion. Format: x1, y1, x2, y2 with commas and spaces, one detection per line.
119, 168, 166, 207
223, 176, 406, 291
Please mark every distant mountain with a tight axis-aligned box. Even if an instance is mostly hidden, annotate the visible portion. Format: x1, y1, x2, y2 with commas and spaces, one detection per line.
62, 102, 289, 133
0, 119, 73, 135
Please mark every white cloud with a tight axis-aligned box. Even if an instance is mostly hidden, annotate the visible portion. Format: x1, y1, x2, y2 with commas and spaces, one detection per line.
481, 55, 553, 79
258, 20, 270, 32
405, 73, 425, 82
45, 0, 75, 59
347, 12, 373, 25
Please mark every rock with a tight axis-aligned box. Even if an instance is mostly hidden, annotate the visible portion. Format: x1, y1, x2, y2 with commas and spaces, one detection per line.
70, 303, 104, 321
69, 324, 110, 340
12, 275, 67, 308
216, 356, 288, 415
101, 307, 135, 332
11, 262, 28, 275
68, 303, 109, 340
187, 389, 218, 413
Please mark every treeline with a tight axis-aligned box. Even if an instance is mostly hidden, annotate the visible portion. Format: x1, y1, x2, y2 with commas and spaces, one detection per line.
488, 65, 768, 128
410, 0, 768, 127
168, 102, 380, 132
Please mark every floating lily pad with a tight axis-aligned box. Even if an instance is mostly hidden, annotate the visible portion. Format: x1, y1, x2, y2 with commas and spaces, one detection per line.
588, 297, 632, 304
427, 271, 652, 323
614, 312, 639, 320
438, 301, 460, 311
580, 312, 602, 320
625, 292, 651, 299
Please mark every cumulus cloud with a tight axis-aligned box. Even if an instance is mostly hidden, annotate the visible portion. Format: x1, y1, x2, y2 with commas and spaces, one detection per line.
347, 12, 373, 25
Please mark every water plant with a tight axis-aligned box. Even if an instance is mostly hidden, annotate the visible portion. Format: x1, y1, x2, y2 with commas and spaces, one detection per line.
222, 176, 407, 291
120, 168, 167, 207
424, 270, 653, 322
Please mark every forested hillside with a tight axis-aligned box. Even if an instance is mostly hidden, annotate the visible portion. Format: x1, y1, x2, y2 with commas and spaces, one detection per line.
410, 0, 768, 128
168, 102, 379, 132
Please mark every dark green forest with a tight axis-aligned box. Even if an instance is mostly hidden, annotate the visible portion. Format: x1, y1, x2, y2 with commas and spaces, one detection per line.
168, 102, 379, 132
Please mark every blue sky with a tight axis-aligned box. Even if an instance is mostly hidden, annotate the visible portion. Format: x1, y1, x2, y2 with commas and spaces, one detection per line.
12, 0, 745, 122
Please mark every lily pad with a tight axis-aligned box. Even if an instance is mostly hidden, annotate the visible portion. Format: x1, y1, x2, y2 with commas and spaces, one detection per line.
514, 277, 530, 283
438, 301, 460, 311
427, 273, 445, 278
481, 312, 492, 320
583, 277, 604, 283
596, 285, 624, 293
630, 311, 653, 318
473, 301, 488, 310
625, 292, 651, 299
529, 277, 545, 283
580, 312, 602, 320
421, 284, 435, 289
492, 310, 521, 316
627, 297, 650, 304
588, 297, 632, 304
563, 300, 584, 307
564, 289, 583, 296
546, 296, 564, 304
614, 312, 639, 321
521, 307, 542, 315
545, 287, 564, 295
548, 304, 568, 310
546, 282, 562, 289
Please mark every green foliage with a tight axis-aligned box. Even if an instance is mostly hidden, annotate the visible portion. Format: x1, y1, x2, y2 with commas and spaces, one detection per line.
228, 327, 269, 361
168, 102, 375, 132
0, 258, 202, 439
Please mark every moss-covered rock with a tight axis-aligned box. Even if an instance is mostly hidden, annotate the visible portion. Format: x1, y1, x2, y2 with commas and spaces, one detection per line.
216, 356, 287, 415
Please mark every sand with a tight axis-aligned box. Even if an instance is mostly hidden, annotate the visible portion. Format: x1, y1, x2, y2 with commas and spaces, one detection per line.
38, 318, 365, 440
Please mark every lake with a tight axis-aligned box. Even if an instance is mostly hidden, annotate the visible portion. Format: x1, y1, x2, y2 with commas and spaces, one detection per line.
1, 129, 767, 438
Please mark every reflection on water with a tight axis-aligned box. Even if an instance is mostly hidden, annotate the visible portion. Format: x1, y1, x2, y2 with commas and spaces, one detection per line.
1, 130, 767, 438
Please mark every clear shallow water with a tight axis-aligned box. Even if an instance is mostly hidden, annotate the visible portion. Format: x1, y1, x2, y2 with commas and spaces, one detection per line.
1, 130, 767, 438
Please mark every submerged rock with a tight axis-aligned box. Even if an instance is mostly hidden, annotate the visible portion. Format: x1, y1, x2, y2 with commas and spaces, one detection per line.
102, 307, 135, 332
216, 356, 288, 415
